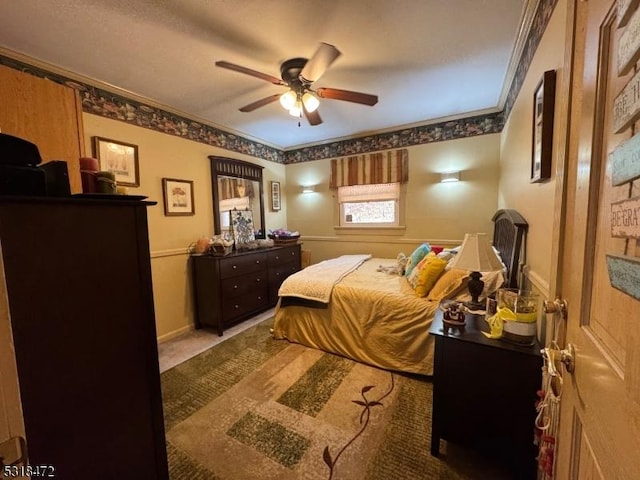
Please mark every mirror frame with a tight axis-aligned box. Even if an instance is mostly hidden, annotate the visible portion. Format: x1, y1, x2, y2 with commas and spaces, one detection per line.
209, 156, 266, 239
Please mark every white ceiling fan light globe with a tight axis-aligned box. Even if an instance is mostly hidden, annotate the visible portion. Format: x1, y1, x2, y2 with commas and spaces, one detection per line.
289, 101, 302, 117
302, 92, 320, 112
279, 90, 296, 110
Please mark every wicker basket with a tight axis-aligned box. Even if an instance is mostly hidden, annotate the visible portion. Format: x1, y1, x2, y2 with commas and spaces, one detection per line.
269, 234, 300, 245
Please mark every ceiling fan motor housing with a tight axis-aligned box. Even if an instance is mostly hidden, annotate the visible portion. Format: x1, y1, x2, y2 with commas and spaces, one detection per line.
280, 58, 309, 91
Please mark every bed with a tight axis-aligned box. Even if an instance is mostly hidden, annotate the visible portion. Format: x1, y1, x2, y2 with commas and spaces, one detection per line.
272, 209, 528, 376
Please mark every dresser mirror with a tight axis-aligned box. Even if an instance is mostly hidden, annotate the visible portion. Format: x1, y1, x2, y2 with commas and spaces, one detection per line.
209, 156, 265, 239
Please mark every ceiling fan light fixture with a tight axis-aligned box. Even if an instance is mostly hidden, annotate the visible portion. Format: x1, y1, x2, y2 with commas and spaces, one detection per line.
302, 92, 320, 113
279, 90, 297, 110
289, 101, 303, 117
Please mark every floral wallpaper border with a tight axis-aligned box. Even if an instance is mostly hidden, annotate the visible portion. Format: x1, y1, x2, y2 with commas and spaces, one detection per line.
0, 0, 556, 165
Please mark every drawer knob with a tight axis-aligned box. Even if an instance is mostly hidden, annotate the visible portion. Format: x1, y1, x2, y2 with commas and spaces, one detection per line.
256, 278, 261, 282
258, 296, 262, 300
275, 256, 280, 260
256, 260, 261, 264
276, 272, 280, 276
234, 304, 239, 309
233, 265, 237, 269
233, 285, 238, 289
291, 252, 295, 255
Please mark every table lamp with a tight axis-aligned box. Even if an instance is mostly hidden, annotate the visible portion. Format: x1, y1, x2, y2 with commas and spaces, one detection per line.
448, 233, 504, 310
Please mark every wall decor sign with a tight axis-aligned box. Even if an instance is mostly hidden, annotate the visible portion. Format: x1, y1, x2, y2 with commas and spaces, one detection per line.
92, 136, 140, 187
610, 132, 640, 185
271, 181, 281, 211
618, 0, 640, 28
618, 4, 640, 75
531, 70, 556, 183
612, 67, 640, 132
606, 254, 640, 301
611, 196, 640, 238
162, 178, 195, 216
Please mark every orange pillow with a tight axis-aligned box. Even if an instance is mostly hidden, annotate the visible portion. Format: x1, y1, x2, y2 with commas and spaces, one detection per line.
426, 268, 469, 301
408, 253, 448, 297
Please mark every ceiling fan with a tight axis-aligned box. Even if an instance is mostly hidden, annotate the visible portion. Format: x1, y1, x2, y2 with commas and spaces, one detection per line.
215, 42, 378, 126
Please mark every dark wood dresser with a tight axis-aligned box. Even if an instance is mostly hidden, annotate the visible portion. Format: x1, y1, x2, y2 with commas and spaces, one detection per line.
0, 196, 168, 479
192, 244, 301, 335
429, 309, 542, 479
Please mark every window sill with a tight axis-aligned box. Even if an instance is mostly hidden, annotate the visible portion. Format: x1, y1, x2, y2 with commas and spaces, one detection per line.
333, 225, 406, 236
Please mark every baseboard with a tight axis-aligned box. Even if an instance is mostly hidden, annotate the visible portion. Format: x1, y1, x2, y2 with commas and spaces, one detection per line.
157, 324, 193, 343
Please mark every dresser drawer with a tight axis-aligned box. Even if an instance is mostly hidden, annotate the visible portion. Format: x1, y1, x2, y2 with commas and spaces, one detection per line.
222, 288, 269, 320
269, 263, 300, 285
220, 252, 267, 279
221, 271, 267, 298
267, 246, 299, 265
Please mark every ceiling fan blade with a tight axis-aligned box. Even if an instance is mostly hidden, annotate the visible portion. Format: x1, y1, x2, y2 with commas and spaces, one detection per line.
303, 106, 322, 126
299, 43, 341, 83
239, 94, 281, 112
215, 61, 285, 86
316, 87, 378, 106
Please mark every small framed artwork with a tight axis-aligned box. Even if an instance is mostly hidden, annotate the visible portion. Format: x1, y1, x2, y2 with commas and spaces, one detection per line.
92, 136, 140, 187
531, 70, 556, 183
271, 181, 281, 211
230, 208, 255, 249
162, 178, 195, 216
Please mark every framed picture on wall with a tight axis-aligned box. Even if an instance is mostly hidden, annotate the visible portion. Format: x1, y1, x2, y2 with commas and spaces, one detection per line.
531, 70, 556, 183
271, 181, 281, 211
92, 136, 140, 187
162, 178, 195, 216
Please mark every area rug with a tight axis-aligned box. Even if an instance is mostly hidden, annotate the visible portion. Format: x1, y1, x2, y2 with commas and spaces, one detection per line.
161, 318, 511, 480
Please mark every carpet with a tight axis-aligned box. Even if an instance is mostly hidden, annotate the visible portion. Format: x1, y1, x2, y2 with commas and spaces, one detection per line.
161, 318, 512, 480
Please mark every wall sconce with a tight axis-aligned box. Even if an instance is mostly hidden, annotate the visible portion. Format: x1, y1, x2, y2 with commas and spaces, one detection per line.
301, 185, 316, 194
440, 171, 460, 183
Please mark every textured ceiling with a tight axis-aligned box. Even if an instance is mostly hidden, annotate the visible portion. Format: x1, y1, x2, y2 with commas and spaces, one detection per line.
0, 0, 530, 150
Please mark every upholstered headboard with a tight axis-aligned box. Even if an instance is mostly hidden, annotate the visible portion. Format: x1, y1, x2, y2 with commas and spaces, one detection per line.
492, 209, 528, 289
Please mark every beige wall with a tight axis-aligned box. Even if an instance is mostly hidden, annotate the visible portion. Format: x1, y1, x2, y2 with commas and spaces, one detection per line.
285, 134, 501, 263
499, 0, 568, 298
82, 114, 286, 340
83, 113, 500, 340
81, 0, 567, 342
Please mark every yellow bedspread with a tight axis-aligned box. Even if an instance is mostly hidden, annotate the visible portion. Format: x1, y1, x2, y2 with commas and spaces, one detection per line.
272, 258, 440, 375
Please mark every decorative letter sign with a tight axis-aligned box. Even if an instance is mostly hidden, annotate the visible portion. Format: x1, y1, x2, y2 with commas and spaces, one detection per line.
618, 6, 640, 75
613, 68, 640, 132
618, 0, 640, 28
606, 254, 640, 301
611, 197, 640, 238
610, 132, 640, 185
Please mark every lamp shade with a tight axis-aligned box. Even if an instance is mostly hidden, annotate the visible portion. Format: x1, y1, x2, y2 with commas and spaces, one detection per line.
289, 100, 302, 117
279, 90, 297, 110
302, 92, 320, 112
448, 233, 503, 272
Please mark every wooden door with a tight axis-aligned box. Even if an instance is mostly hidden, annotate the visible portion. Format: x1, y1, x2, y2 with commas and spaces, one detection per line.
555, 0, 640, 478
0, 64, 84, 192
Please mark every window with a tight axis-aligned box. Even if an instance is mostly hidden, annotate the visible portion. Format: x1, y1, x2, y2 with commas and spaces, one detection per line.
338, 183, 400, 227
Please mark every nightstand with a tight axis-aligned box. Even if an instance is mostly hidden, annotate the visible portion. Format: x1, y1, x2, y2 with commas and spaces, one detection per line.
429, 308, 542, 479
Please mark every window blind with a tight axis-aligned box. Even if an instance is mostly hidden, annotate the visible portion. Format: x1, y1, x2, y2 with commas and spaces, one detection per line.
338, 182, 400, 202
329, 149, 409, 189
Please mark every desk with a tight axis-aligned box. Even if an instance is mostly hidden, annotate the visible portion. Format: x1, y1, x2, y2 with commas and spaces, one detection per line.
429, 308, 542, 479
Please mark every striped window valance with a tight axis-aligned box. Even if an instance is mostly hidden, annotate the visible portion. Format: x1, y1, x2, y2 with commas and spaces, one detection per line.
329, 149, 409, 189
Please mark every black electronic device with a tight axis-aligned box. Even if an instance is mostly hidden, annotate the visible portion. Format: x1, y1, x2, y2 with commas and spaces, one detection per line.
0, 133, 42, 166
39, 160, 71, 196
0, 164, 46, 196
